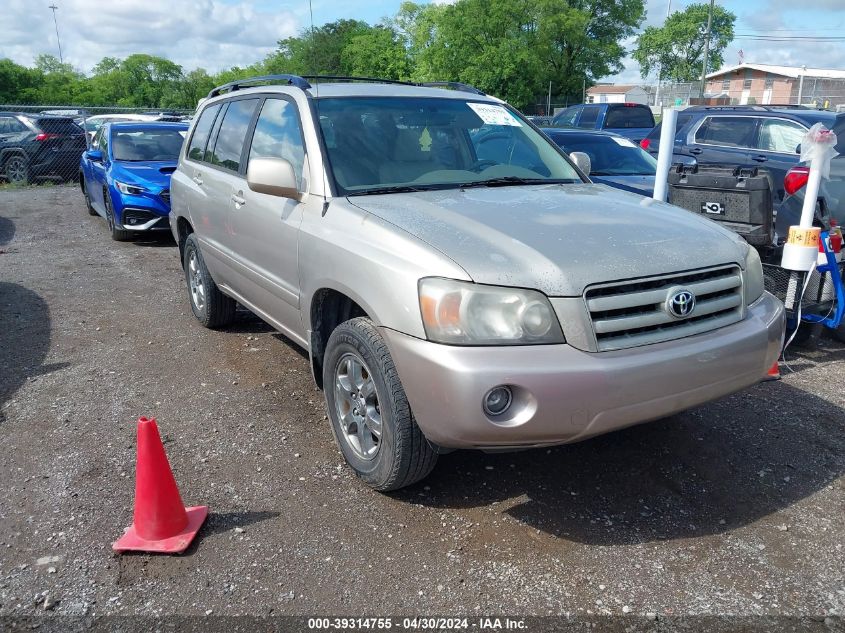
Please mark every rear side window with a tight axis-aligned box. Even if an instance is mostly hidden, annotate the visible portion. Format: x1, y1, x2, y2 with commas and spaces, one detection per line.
187, 104, 222, 162
644, 111, 695, 143
35, 118, 81, 134
208, 99, 259, 172
834, 115, 845, 154
247, 98, 306, 188
695, 116, 758, 148
576, 106, 601, 129
604, 105, 654, 129
553, 106, 580, 128
0, 117, 28, 133
757, 119, 806, 153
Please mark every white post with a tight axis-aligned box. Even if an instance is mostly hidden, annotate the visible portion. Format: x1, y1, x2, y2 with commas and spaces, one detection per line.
652, 107, 678, 202
799, 158, 824, 228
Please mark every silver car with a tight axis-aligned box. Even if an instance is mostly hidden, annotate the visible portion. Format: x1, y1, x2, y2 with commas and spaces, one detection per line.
170, 76, 785, 491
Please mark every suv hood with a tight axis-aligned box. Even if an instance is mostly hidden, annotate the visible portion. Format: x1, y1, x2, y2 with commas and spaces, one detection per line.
348, 183, 747, 297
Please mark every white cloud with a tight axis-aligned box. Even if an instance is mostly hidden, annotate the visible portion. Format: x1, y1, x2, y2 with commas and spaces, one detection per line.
0, 0, 300, 73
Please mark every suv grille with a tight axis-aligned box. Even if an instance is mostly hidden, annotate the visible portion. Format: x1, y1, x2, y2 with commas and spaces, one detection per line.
585, 265, 744, 351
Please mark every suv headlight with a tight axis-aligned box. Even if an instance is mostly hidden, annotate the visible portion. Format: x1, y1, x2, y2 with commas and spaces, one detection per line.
115, 181, 145, 195
419, 278, 565, 345
743, 246, 764, 305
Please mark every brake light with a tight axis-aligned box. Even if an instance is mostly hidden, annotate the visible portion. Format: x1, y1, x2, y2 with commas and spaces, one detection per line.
784, 166, 810, 195
640, 138, 650, 150
623, 102, 639, 107
35, 132, 61, 142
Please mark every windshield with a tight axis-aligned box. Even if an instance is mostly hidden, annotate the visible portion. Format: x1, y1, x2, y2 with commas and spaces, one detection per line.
549, 134, 657, 176
112, 128, 187, 161
316, 97, 581, 195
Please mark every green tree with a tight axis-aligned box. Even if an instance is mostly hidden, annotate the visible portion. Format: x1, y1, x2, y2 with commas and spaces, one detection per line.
408, 0, 644, 110
264, 19, 373, 76
633, 3, 736, 83
31, 54, 85, 104
341, 26, 411, 80
0, 58, 40, 103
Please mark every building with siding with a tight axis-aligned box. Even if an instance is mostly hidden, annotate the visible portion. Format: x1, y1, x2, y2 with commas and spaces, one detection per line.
704, 63, 845, 108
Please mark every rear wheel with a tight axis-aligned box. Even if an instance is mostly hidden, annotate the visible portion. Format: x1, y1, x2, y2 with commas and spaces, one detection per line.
323, 317, 437, 491
4, 155, 29, 185
104, 189, 132, 241
834, 322, 845, 344
183, 233, 236, 328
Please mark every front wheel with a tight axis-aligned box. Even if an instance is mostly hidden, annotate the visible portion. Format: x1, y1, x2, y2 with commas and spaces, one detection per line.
104, 190, 132, 241
182, 233, 236, 328
323, 317, 437, 491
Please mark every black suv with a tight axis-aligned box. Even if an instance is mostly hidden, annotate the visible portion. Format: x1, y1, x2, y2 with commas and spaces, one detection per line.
641, 105, 839, 203
0, 112, 87, 185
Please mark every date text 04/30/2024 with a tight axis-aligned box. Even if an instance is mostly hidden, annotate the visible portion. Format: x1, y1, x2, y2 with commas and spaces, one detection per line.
307, 618, 527, 630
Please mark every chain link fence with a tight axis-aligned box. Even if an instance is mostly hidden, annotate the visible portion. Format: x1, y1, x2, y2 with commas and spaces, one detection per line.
644, 79, 845, 110
0, 104, 192, 187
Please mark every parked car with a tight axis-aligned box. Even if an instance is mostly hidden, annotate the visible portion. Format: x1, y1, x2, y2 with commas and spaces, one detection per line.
778, 113, 845, 240
0, 112, 86, 184
541, 128, 656, 196
79, 121, 188, 240
170, 75, 783, 491
526, 115, 553, 127
641, 105, 839, 205
81, 114, 155, 142
551, 103, 656, 142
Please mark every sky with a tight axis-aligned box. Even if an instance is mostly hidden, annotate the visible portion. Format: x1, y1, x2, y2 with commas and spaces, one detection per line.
1, 0, 843, 86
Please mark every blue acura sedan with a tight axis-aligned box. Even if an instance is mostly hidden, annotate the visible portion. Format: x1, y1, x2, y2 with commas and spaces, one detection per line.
79, 121, 188, 240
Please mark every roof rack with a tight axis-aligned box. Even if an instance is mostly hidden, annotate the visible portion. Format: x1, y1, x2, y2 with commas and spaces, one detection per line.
420, 81, 486, 96
686, 104, 812, 111
207, 74, 312, 98
207, 73, 486, 99
303, 75, 416, 87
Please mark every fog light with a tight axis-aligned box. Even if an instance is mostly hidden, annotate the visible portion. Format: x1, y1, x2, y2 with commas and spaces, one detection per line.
483, 386, 512, 417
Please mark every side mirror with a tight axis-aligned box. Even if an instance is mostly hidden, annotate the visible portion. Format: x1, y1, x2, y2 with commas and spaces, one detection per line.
570, 151, 591, 176
86, 149, 103, 162
795, 144, 802, 154
246, 157, 299, 199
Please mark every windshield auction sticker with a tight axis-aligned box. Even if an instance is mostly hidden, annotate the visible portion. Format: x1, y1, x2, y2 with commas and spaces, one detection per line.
468, 103, 522, 126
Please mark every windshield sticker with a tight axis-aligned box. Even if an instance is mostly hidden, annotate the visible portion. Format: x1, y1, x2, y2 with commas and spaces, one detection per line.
468, 103, 522, 127
419, 127, 432, 152
611, 136, 637, 148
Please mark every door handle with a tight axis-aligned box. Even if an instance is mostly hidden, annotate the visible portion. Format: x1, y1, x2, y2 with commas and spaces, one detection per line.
752, 154, 768, 162
193, 174, 203, 185
231, 193, 246, 206
689, 147, 703, 155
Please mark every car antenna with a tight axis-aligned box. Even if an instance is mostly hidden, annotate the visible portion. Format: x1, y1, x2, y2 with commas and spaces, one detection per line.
307, 0, 330, 215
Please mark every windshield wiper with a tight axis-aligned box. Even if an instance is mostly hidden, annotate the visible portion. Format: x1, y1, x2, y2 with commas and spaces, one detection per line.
457, 176, 576, 189
346, 184, 446, 196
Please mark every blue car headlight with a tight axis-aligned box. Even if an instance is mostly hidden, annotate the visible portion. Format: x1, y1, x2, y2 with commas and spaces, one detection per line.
115, 181, 146, 195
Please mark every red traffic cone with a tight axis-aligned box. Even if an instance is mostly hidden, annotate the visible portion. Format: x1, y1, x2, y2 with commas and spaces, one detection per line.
763, 361, 781, 382
113, 417, 208, 554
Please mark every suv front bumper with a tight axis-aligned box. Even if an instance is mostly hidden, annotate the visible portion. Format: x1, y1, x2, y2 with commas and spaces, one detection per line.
382, 292, 784, 449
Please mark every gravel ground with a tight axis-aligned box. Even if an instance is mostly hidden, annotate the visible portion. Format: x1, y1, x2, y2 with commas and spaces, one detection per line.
0, 185, 843, 629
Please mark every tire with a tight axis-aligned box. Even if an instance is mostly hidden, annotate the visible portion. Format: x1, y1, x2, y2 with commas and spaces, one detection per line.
834, 323, 845, 344
323, 317, 437, 491
4, 154, 29, 185
104, 190, 132, 241
81, 177, 97, 216
182, 233, 236, 328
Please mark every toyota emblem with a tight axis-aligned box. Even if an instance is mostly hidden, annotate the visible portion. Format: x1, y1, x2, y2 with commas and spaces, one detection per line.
666, 289, 696, 318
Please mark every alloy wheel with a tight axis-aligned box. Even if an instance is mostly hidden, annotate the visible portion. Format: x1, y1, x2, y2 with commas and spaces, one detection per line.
333, 352, 382, 460
187, 250, 206, 312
